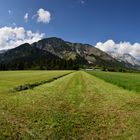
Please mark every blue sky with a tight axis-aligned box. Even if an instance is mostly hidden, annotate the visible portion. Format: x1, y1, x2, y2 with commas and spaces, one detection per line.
0, 0, 140, 58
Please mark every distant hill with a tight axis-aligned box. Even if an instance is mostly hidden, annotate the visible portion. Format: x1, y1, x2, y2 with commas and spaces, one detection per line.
108, 52, 140, 70
0, 43, 80, 70
0, 37, 138, 70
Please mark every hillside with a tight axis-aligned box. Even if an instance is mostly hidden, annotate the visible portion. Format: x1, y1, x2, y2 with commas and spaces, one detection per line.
0, 43, 79, 70
0, 37, 136, 70
108, 52, 140, 70
33, 37, 126, 68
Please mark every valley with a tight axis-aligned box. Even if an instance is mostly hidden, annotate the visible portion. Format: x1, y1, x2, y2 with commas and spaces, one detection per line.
1, 1, 140, 139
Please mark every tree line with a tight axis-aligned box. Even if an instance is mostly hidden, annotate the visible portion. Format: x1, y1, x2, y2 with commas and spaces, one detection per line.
0, 59, 80, 70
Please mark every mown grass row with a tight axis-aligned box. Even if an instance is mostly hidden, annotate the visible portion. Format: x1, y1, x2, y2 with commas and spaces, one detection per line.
13, 72, 73, 92
87, 71, 140, 92
0, 70, 73, 93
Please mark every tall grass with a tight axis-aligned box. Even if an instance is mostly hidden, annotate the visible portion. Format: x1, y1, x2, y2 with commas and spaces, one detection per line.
87, 71, 140, 92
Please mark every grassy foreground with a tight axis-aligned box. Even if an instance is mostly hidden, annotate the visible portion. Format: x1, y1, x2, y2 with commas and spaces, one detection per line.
87, 71, 140, 92
0, 71, 140, 139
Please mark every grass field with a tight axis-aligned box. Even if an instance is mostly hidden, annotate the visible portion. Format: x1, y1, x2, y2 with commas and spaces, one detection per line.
0, 70, 72, 93
0, 71, 140, 139
87, 71, 140, 92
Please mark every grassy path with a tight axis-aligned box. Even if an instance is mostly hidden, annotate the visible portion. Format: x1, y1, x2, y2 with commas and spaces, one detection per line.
0, 71, 140, 139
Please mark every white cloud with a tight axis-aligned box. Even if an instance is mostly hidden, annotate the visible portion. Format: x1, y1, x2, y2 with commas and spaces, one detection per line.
95, 40, 140, 58
24, 13, 29, 22
36, 8, 51, 24
0, 26, 45, 50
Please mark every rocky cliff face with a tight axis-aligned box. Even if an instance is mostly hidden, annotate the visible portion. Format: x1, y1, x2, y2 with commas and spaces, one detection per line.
32, 37, 124, 68
108, 52, 140, 69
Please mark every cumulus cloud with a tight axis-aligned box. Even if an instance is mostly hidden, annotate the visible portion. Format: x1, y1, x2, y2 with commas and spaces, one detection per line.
24, 13, 29, 22
0, 26, 45, 50
36, 8, 51, 24
95, 40, 140, 58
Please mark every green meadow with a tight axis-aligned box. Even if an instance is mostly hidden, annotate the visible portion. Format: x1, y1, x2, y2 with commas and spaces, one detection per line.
0, 70, 140, 140
87, 71, 140, 92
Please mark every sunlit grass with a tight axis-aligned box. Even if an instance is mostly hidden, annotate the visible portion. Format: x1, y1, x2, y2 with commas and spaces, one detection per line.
0, 70, 72, 93
0, 71, 140, 139
87, 71, 140, 92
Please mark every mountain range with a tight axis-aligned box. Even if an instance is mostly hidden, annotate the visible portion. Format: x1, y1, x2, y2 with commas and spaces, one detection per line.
0, 37, 139, 71
107, 52, 140, 70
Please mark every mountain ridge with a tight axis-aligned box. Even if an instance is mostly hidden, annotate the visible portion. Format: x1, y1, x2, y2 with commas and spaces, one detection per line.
0, 37, 139, 71
107, 52, 140, 70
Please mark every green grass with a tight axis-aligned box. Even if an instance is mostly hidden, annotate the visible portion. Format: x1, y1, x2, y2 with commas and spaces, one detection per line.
0, 71, 140, 139
0, 70, 72, 93
87, 71, 140, 92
